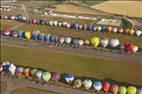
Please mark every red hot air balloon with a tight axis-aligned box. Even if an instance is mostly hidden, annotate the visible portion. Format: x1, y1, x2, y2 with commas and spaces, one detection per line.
103, 82, 111, 92
124, 43, 134, 52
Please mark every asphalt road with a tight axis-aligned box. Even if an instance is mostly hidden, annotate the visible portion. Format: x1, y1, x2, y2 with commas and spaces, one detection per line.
1, 36, 142, 62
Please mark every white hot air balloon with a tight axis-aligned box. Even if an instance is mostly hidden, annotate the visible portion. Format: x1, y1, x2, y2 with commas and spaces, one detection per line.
35, 70, 43, 80
100, 37, 109, 48
109, 38, 120, 48
83, 79, 92, 90
78, 40, 84, 46
53, 20, 58, 26
135, 30, 142, 36
8, 64, 16, 75
93, 81, 102, 91
49, 21, 54, 26
112, 27, 118, 33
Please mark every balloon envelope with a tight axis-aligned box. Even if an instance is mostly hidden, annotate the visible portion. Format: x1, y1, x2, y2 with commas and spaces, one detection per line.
8, 64, 16, 75
119, 86, 127, 94
3, 28, 11, 36
51, 72, 61, 81
59, 37, 65, 44
2, 61, 10, 72
64, 74, 74, 84
103, 82, 111, 92
137, 87, 142, 94
111, 84, 119, 94
73, 79, 82, 88
35, 70, 43, 80
65, 37, 72, 44
24, 68, 30, 77
11, 31, 18, 37
127, 86, 137, 94
25, 31, 31, 39
83, 79, 92, 89
42, 72, 51, 82
17, 30, 24, 39
93, 81, 102, 91
109, 38, 120, 48
100, 37, 109, 48
30, 69, 37, 77
91, 37, 100, 48
135, 30, 142, 36
78, 39, 84, 46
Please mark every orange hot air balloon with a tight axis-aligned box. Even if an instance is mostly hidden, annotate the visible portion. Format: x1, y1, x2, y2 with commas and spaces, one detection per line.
24, 68, 30, 77
111, 84, 119, 94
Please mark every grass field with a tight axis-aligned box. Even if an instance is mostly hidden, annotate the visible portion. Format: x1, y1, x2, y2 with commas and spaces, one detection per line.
1, 45, 142, 86
91, 1, 142, 18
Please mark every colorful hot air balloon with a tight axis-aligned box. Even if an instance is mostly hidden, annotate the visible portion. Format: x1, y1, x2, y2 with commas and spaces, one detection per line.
3, 28, 11, 36
97, 26, 102, 31
127, 86, 137, 94
64, 74, 74, 84
17, 30, 24, 39
65, 37, 72, 44
35, 70, 43, 80
32, 18, 37, 24
8, 64, 16, 75
100, 37, 109, 48
101, 26, 107, 32
137, 87, 142, 94
24, 31, 31, 39
11, 31, 18, 37
135, 30, 142, 36
72, 38, 79, 45
109, 38, 120, 48
118, 28, 124, 33
112, 27, 118, 33
82, 79, 92, 90
24, 68, 30, 77
84, 40, 90, 45
42, 72, 51, 82
15, 66, 24, 77
58, 37, 65, 44
30, 69, 37, 77
132, 45, 138, 53
91, 37, 100, 48
51, 72, 60, 81
78, 39, 84, 46
73, 79, 82, 88
2, 61, 10, 72
103, 82, 111, 92
124, 28, 130, 34
129, 29, 135, 35
107, 26, 112, 32
93, 81, 102, 91
119, 86, 127, 94
111, 84, 119, 94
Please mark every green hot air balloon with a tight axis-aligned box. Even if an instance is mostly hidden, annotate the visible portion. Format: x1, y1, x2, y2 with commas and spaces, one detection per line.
119, 86, 127, 94
42, 72, 51, 82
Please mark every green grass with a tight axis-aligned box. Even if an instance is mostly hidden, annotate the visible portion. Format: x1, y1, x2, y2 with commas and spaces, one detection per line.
82, 0, 108, 6
1, 45, 142, 85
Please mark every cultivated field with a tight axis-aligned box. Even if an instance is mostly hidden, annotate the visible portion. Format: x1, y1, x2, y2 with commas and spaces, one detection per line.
91, 1, 142, 18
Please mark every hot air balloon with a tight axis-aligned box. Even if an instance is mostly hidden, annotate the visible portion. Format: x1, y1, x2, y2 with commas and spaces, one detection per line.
83, 24, 88, 30
50, 35, 56, 42
3, 28, 11, 36
127, 86, 137, 94
90, 37, 100, 48
100, 37, 109, 48
42, 72, 51, 82
73, 79, 82, 88
30, 69, 37, 77
112, 27, 118, 33
2, 61, 10, 72
67, 23, 71, 28
135, 30, 142, 36
129, 29, 135, 35
37, 33, 45, 40
8, 63, 16, 75
24, 31, 31, 39
32, 18, 38, 24
64, 74, 74, 84
109, 38, 120, 48
44, 34, 51, 41
78, 39, 84, 46
9, 15, 16, 20
17, 30, 24, 39
82, 79, 92, 90
15, 66, 24, 77
53, 20, 58, 26
24, 68, 30, 77
73, 23, 79, 30
11, 31, 18, 37
65, 37, 72, 44
49, 21, 54, 26
58, 22, 62, 27
51, 72, 61, 81
79, 24, 83, 29
101, 26, 107, 32
137, 87, 142, 94
88, 24, 93, 31
92, 25, 97, 32
103, 82, 111, 92
31, 32, 38, 40
59, 37, 65, 44
111, 84, 119, 94
72, 38, 79, 45
118, 28, 124, 33
107, 26, 112, 32
62, 21, 68, 27
132, 45, 138, 53
84, 40, 90, 45
21, 16, 27, 22
124, 28, 130, 34
119, 86, 127, 94
35, 70, 43, 80
97, 26, 102, 31
124, 43, 134, 52
93, 81, 102, 91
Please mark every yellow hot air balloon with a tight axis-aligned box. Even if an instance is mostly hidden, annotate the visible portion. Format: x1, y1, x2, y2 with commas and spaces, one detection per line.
129, 29, 135, 35
91, 37, 100, 48
25, 31, 31, 39
127, 86, 137, 94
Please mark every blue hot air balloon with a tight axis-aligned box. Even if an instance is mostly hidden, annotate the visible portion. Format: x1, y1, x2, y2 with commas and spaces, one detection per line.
2, 61, 10, 72
93, 81, 102, 91
92, 25, 97, 32
72, 38, 79, 45
37, 33, 44, 40
17, 30, 24, 39
50, 35, 56, 42
31, 32, 38, 40
64, 74, 75, 84
102, 26, 107, 32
